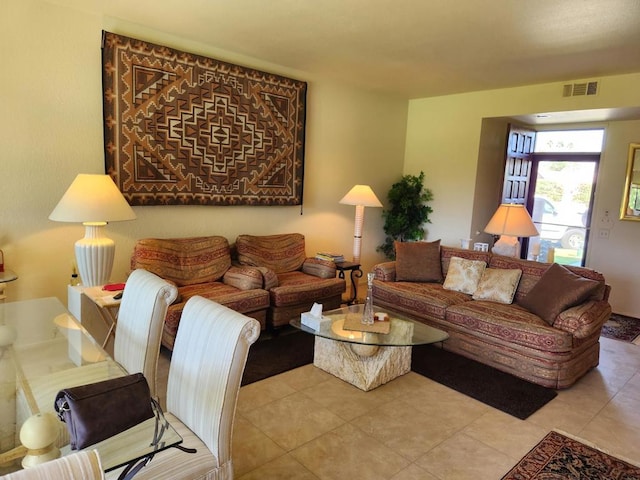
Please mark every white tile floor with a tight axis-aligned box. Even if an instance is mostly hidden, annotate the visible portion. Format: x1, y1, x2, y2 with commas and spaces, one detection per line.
158, 336, 640, 479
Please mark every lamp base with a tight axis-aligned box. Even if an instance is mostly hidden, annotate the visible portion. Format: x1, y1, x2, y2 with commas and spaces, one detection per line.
75, 222, 115, 287
491, 235, 520, 257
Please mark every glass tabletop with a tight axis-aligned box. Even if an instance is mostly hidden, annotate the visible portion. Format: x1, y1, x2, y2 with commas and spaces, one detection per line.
0, 269, 18, 283
0, 297, 182, 473
290, 303, 449, 347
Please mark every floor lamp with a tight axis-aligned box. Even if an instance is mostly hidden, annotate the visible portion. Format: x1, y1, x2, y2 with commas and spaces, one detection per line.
339, 185, 383, 264
49, 174, 136, 287
484, 203, 539, 257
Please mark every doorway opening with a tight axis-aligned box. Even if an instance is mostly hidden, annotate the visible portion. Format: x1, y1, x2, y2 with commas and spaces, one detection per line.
524, 129, 603, 266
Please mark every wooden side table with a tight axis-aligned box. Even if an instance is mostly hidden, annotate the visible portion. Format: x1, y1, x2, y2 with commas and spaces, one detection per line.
67, 285, 121, 349
335, 261, 363, 305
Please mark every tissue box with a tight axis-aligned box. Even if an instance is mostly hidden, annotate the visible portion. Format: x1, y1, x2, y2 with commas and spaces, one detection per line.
301, 312, 330, 331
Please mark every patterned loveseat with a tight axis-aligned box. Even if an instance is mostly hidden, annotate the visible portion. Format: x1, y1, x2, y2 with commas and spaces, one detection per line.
131, 236, 270, 350
372, 244, 612, 389
235, 233, 346, 329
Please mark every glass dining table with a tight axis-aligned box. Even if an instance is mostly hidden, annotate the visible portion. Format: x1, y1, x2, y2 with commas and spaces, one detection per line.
0, 297, 183, 476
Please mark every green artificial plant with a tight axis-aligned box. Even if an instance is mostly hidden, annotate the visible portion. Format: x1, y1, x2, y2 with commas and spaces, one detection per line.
377, 171, 434, 259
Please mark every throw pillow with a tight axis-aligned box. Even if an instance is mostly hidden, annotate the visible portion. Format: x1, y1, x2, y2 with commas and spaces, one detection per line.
472, 268, 522, 304
519, 263, 601, 325
442, 256, 486, 295
395, 240, 443, 282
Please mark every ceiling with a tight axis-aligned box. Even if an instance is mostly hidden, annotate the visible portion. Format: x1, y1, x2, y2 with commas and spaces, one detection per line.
58, 0, 640, 100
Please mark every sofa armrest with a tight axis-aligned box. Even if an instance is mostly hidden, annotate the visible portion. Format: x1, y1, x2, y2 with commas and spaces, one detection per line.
256, 266, 279, 290
222, 266, 264, 291
301, 257, 336, 279
373, 262, 396, 282
553, 300, 612, 339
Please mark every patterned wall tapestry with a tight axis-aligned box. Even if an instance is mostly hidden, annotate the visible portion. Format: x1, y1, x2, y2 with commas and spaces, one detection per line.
101, 31, 307, 206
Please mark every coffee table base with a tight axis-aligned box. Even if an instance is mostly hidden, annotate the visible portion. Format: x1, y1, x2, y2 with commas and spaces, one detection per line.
313, 337, 411, 391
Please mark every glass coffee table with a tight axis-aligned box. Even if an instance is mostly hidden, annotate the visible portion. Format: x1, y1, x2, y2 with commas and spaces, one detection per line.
290, 304, 448, 391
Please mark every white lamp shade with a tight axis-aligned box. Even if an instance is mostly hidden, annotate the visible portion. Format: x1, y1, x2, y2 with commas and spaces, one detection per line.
49, 174, 135, 286
484, 204, 539, 237
49, 174, 136, 223
339, 185, 383, 207
340, 185, 382, 264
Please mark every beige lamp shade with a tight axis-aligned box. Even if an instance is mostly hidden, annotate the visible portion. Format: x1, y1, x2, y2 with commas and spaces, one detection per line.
49, 174, 136, 223
49, 174, 136, 286
339, 185, 383, 207
484, 204, 539, 237
485, 204, 538, 257
340, 184, 383, 264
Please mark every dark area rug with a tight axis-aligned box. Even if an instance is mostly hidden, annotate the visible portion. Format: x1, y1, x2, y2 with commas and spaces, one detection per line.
241, 330, 314, 386
601, 313, 640, 343
242, 331, 557, 420
501, 430, 640, 479
411, 345, 557, 420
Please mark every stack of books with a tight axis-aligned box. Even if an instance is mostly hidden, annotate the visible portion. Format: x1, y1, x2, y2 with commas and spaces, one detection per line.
315, 252, 345, 263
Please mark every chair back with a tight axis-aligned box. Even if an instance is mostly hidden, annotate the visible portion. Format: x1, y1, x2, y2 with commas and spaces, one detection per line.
2, 449, 103, 479
130, 236, 231, 286
235, 233, 307, 273
114, 269, 178, 397
167, 296, 260, 467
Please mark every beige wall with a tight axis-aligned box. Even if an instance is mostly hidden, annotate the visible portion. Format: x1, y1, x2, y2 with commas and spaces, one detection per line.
405, 75, 640, 317
1, 0, 407, 303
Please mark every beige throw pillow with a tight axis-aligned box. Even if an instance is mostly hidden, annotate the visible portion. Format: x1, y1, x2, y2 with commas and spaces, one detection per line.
443, 256, 486, 295
395, 240, 443, 282
472, 268, 522, 304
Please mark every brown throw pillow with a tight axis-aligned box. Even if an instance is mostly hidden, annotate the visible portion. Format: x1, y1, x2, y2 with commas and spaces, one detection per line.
395, 240, 443, 282
519, 263, 600, 325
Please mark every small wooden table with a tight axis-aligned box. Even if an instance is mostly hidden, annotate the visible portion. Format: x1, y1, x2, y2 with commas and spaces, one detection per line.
79, 287, 122, 349
335, 261, 363, 305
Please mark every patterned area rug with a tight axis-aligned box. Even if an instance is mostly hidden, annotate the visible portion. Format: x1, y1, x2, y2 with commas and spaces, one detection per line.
502, 431, 640, 479
601, 313, 640, 343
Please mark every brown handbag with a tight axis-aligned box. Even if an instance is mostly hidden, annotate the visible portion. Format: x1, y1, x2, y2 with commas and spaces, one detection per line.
55, 373, 154, 450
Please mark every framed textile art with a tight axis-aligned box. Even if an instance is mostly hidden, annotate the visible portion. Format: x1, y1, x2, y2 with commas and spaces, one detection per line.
101, 31, 307, 206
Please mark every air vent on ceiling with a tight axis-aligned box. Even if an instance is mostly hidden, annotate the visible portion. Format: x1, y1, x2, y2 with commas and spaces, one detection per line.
562, 80, 599, 97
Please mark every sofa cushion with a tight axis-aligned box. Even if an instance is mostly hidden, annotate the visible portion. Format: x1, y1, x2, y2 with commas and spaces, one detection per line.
519, 263, 601, 325
472, 268, 522, 304
443, 257, 486, 294
164, 282, 270, 345
395, 240, 443, 282
445, 301, 574, 353
131, 236, 231, 286
269, 271, 345, 307
373, 280, 471, 321
236, 233, 307, 273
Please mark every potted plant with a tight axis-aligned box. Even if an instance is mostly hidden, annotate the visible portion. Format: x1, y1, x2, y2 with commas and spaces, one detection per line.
377, 171, 434, 259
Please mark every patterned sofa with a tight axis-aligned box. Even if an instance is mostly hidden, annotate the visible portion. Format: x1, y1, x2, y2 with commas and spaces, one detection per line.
131, 236, 270, 350
235, 233, 346, 329
372, 244, 612, 389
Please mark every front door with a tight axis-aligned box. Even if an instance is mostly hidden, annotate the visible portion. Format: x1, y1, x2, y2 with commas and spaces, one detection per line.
525, 157, 598, 266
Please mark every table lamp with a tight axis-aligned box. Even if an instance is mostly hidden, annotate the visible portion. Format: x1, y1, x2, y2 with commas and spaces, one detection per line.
484, 203, 539, 257
339, 185, 383, 263
49, 174, 136, 286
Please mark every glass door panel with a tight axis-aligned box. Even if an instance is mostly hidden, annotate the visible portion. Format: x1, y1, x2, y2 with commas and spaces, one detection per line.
527, 161, 596, 266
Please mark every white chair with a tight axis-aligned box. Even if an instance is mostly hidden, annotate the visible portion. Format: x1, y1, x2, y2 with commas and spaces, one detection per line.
114, 268, 178, 398
2, 449, 104, 479
106, 296, 260, 480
